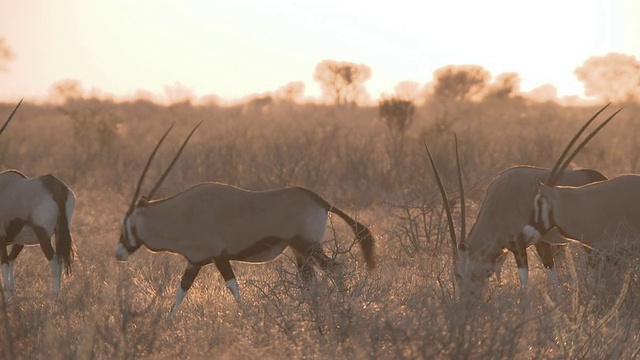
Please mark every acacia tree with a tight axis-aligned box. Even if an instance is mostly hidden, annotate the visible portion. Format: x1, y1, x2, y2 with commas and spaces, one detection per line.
432, 65, 490, 102
574, 53, 640, 102
0, 37, 14, 72
313, 60, 371, 105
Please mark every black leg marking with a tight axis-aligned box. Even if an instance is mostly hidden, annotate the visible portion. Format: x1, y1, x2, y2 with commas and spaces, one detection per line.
6, 219, 26, 242
289, 238, 334, 271
512, 238, 529, 270
180, 264, 202, 291
214, 257, 236, 282
33, 226, 54, 261
8, 245, 24, 262
0, 236, 8, 265
534, 242, 555, 270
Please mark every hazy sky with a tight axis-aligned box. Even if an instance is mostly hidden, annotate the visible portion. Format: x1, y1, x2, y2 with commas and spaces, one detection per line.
0, 0, 638, 103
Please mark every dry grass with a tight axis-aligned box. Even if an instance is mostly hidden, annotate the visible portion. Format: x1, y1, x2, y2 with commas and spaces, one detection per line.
1, 99, 639, 359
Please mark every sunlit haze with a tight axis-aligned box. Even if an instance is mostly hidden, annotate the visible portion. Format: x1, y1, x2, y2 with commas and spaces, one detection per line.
0, 0, 638, 103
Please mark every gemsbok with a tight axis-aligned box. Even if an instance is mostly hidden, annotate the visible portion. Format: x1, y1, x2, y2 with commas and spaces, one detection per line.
425, 104, 620, 293
115, 122, 376, 318
522, 113, 640, 266
0, 100, 76, 295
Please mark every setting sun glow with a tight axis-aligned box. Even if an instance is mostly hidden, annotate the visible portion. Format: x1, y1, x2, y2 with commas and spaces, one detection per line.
0, 0, 638, 103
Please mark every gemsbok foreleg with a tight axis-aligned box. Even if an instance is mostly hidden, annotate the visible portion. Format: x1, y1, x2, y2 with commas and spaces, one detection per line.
2, 220, 26, 292
533, 242, 561, 289
509, 237, 529, 287
168, 263, 202, 319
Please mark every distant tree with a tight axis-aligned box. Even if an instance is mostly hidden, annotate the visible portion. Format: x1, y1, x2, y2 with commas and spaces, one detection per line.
164, 82, 195, 107
432, 65, 490, 102
574, 53, 640, 102
274, 81, 305, 102
0, 37, 14, 71
526, 84, 558, 102
49, 79, 84, 103
379, 96, 416, 180
393, 81, 421, 102
379, 97, 415, 136
313, 60, 372, 105
485, 72, 521, 99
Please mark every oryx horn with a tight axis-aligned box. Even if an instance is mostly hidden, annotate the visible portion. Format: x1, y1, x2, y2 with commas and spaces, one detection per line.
455, 134, 466, 246
0, 98, 24, 136
147, 120, 203, 199
547, 104, 621, 185
424, 137, 465, 261
129, 123, 176, 213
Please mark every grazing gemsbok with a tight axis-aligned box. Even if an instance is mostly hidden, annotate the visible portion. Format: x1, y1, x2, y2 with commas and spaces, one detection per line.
522, 111, 638, 263
425, 105, 620, 293
0, 100, 76, 294
115, 123, 375, 318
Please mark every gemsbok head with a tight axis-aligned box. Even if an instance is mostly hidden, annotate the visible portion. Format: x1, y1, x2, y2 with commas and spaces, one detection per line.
425, 105, 620, 294
115, 122, 376, 318
0, 99, 76, 295
522, 108, 635, 264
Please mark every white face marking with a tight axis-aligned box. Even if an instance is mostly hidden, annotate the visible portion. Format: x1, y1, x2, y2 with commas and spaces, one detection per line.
115, 243, 130, 261
125, 217, 137, 248
522, 225, 542, 244
540, 197, 551, 229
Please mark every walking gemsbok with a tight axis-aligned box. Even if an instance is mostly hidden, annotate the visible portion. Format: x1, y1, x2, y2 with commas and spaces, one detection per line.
522, 110, 640, 264
115, 122, 375, 318
0, 100, 76, 294
425, 104, 620, 293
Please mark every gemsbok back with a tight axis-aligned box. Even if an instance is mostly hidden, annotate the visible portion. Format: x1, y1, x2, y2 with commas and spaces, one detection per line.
425, 104, 620, 294
0, 100, 76, 295
115, 122, 376, 318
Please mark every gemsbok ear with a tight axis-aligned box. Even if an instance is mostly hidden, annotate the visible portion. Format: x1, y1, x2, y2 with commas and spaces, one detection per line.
137, 197, 150, 207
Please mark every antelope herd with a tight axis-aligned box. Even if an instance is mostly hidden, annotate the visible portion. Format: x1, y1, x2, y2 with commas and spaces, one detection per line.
0, 98, 631, 317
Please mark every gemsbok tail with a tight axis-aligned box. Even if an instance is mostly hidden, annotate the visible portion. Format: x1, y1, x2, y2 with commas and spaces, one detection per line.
300, 188, 376, 270
328, 206, 376, 270
50, 176, 74, 275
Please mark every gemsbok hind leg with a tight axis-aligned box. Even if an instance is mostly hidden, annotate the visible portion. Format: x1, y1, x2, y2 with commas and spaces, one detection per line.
32, 226, 62, 294
213, 257, 243, 304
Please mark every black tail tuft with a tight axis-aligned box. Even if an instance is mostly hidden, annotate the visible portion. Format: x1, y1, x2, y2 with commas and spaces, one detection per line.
51, 178, 74, 276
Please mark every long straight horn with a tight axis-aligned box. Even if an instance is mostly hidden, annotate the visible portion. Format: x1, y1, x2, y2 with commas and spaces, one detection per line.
0, 98, 24, 137
546, 103, 611, 185
454, 134, 466, 246
129, 123, 175, 212
424, 143, 458, 262
550, 107, 622, 185
147, 120, 203, 199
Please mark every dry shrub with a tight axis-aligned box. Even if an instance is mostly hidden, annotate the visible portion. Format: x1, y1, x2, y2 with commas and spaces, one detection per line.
0, 99, 639, 358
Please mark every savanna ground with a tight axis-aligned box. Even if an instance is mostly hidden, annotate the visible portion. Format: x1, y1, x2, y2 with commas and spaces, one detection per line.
1, 97, 640, 359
